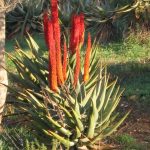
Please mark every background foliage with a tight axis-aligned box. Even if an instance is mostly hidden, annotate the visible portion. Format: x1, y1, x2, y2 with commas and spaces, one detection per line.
6, 0, 150, 43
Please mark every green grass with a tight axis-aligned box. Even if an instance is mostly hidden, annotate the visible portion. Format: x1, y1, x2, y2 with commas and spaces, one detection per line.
115, 134, 149, 150
0, 127, 47, 150
96, 33, 150, 108
108, 62, 150, 108
5, 33, 46, 52
115, 134, 136, 145
98, 33, 150, 63
5, 33, 47, 72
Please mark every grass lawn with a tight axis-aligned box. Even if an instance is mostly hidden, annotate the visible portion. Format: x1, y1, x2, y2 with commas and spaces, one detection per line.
2, 32, 150, 149
96, 33, 150, 107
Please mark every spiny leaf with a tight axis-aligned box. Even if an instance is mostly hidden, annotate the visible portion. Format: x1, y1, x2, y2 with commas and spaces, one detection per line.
71, 109, 84, 132
103, 78, 118, 110
92, 110, 131, 144
87, 90, 98, 139
46, 115, 72, 136
43, 130, 75, 147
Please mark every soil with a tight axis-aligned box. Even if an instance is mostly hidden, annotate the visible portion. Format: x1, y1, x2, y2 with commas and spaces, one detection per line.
113, 99, 150, 149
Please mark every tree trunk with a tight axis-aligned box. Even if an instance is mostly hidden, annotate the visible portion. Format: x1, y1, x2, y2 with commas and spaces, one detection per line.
0, 10, 8, 124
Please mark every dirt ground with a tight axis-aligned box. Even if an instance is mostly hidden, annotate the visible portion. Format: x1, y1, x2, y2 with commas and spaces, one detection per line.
114, 98, 150, 149
119, 111, 149, 145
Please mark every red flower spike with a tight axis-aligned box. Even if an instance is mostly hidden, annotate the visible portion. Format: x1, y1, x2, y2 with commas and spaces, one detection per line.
70, 15, 80, 54
51, 0, 58, 22
43, 11, 49, 48
70, 14, 75, 53
74, 47, 80, 87
83, 33, 92, 82
73, 16, 80, 50
63, 41, 68, 82
48, 20, 58, 91
79, 13, 85, 46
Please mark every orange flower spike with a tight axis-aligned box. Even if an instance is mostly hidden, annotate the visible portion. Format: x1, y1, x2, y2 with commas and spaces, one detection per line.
74, 47, 81, 88
54, 23, 64, 85
51, 0, 64, 85
43, 11, 49, 48
48, 20, 58, 91
63, 40, 68, 82
84, 33, 92, 82
51, 0, 60, 45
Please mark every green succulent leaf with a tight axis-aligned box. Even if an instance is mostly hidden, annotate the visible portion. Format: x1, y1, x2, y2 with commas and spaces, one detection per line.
43, 130, 75, 147
87, 89, 98, 139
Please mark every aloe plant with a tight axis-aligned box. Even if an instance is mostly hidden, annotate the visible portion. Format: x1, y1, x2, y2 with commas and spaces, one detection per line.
7, 34, 130, 149
6, 0, 130, 149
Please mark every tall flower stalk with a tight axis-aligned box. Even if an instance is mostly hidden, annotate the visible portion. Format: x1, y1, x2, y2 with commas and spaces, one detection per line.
84, 33, 92, 82
73, 47, 81, 87
63, 40, 68, 82
70, 14, 85, 54
70, 15, 80, 54
43, 11, 49, 47
43, 0, 64, 91
79, 13, 85, 46
51, 0, 64, 85
43, 1, 88, 90
70, 13, 85, 87
48, 20, 58, 91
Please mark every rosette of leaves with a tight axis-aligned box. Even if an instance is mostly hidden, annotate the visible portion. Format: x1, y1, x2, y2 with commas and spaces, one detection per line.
7, 36, 130, 149
6, 0, 47, 39
83, 0, 140, 43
